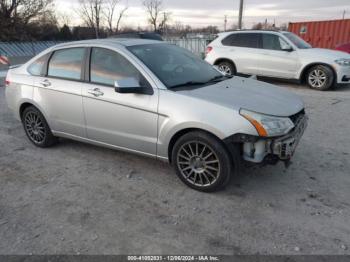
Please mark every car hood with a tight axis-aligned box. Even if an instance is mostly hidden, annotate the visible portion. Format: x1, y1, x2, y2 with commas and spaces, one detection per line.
175, 77, 304, 117
298, 48, 350, 60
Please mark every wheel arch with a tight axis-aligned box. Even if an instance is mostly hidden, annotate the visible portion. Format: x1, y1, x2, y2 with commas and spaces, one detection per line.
299, 62, 337, 84
214, 58, 237, 71
18, 100, 51, 126
167, 128, 230, 164
19, 102, 35, 119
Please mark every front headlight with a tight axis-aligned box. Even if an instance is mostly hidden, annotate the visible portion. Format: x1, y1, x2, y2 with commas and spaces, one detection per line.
240, 109, 294, 137
335, 58, 350, 66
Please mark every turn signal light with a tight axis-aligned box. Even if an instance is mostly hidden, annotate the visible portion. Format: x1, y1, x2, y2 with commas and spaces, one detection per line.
241, 114, 268, 137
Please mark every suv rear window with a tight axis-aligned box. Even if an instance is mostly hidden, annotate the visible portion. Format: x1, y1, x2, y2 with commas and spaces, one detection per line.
222, 33, 260, 48
48, 48, 85, 80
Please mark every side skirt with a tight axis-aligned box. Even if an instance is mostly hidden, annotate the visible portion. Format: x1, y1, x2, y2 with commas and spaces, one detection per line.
52, 130, 169, 162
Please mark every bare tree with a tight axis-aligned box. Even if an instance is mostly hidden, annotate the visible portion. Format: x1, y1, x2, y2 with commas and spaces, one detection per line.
77, 0, 104, 38
173, 21, 184, 32
158, 11, 170, 35
57, 12, 72, 27
251, 22, 263, 30
115, 5, 128, 33
104, 0, 128, 34
0, 0, 53, 23
142, 0, 162, 32
0, 0, 54, 40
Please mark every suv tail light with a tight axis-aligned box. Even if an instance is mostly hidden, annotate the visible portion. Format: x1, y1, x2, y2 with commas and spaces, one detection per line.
205, 46, 213, 56
5, 74, 10, 87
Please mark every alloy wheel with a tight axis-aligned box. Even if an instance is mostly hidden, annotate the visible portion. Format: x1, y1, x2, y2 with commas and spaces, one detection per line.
177, 141, 220, 187
218, 64, 232, 75
24, 111, 46, 144
308, 69, 327, 89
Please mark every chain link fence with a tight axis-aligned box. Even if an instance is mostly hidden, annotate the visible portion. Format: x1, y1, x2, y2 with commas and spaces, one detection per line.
166, 38, 213, 58
0, 41, 63, 71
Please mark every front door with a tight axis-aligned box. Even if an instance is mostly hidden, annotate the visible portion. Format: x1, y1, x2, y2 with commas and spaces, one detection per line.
258, 33, 298, 79
82, 47, 158, 156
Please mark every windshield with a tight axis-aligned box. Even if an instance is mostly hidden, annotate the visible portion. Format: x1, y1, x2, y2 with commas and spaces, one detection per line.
283, 32, 312, 49
127, 44, 224, 88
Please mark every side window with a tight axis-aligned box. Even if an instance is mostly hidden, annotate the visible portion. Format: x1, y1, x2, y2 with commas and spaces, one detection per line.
222, 34, 238, 46
222, 33, 260, 48
90, 47, 145, 86
279, 37, 292, 50
236, 33, 260, 48
262, 34, 283, 50
48, 48, 85, 80
28, 54, 48, 76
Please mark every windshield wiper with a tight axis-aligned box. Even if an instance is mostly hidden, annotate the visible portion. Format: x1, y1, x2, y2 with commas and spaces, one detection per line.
169, 81, 207, 89
207, 74, 233, 83
169, 75, 233, 89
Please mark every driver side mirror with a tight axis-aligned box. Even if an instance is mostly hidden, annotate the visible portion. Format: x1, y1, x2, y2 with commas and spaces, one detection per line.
282, 46, 294, 52
114, 78, 153, 95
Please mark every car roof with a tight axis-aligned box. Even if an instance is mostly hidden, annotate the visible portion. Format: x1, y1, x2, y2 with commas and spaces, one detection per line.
217, 30, 287, 37
52, 38, 164, 50
110, 32, 164, 41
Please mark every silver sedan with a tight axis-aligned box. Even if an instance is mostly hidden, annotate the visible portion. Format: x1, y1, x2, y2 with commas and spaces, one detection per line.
5, 39, 307, 191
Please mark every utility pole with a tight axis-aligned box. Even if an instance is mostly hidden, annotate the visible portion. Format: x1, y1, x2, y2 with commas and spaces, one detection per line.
164, 12, 167, 36
343, 10, 346, 19
238, 0, 244, 29
224, 15, 228, 31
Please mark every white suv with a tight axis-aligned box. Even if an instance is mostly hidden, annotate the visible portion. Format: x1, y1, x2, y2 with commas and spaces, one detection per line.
205, 30, 350, 90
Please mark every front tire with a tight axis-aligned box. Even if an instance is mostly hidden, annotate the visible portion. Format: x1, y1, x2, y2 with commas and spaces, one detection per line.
306, 65, 334, 91
22, 106, 58, 147
172, 131, 235, 192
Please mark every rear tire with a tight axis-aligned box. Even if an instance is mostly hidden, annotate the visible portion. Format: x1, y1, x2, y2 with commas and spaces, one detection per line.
22, 106, 58, 148
171, 131, 236, 192
217, 61, 236, 76
306, 65, 334, 91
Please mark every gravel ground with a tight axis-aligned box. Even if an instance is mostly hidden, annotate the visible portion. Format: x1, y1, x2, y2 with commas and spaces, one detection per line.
0, 80, 349, 255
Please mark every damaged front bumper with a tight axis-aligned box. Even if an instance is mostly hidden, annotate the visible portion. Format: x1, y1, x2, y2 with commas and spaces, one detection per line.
229, 113, 308, 165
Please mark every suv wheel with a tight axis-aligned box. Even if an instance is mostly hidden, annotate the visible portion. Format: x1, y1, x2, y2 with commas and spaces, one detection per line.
22, 106, 58, 147
217, 61, 236, 76
172, 131, 236, 192
306, 65, 334, 91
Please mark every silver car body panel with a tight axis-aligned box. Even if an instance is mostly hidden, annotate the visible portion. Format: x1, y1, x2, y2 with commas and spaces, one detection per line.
5, 39, 306, 162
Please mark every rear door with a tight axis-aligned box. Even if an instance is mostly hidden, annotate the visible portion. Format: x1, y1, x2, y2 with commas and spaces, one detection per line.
221, 33, 263, 75
81, 47, 158, 156
32, 47, 87, 137
259, 33, 298, 78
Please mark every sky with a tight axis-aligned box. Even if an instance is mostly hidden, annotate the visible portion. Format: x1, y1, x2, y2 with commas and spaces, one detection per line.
55, 0, 350, 30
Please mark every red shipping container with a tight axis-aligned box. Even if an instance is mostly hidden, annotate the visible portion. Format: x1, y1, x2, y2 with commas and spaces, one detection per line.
288, 19, 350, 50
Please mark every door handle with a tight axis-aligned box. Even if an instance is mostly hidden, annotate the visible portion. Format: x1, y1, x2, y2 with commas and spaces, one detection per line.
88, 88, 104, 97
39, 79, 51, 87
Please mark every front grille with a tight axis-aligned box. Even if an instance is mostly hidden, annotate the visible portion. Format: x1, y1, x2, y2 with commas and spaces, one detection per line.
289, 109, 305, 125
281, 144, 287, 158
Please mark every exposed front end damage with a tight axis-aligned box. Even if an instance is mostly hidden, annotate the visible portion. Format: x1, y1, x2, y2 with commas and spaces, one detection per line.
246, 112, 308, 165
225, 111, 308, 166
